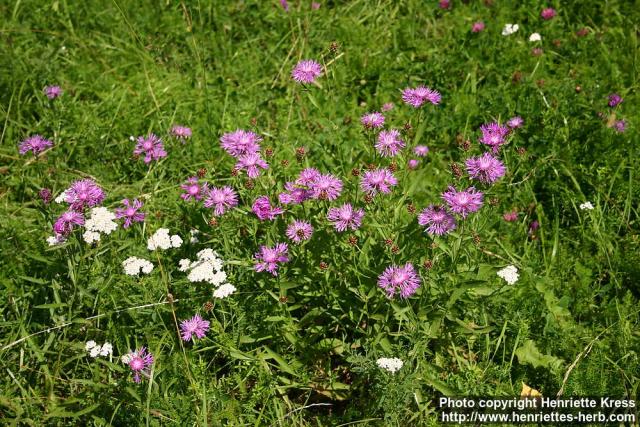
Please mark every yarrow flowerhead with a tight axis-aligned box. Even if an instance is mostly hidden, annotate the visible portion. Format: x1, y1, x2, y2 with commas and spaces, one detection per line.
235, 152, 269, 178
361, 112, 385, 129
442, 186, 484, 218
540, 7, 556, 20
465, 152, 506, 184
497, 265, 519, 285
180, 314, 210, 342
180, 177, 205, 201
375, 130, 405, 157
309, 173, 343, 201
401, 86, 441, 108
608, 93, 623, 107
122, 256, 154, 276
220, 130, 262, 158
254, 243, 289, 276
125, 347, 154, 383
64, 179, 105, 211
529, 33, 542, 42
133, 133, 167, 163
418, 205, 456, 235
502, 24, 519, 36
204, 186, 238, 216
376, 357, 404, 373
170, 125, 192, 141
479, 121, 510, 152
147, 228, 182, 250
44, 85, 63, 99
54, 210, 85, 235
291, 60, 322, 84
579, 201, 594, 210
327, 203, 365, 232
213, 283, 237, 299
360, 168, 397, 196
472, 21, 485, 33
414, 145, 429, 157
252, 196, 285, 221
85, 340, 113, 358
115, 198, 145, 228
377, 263, 421, 299
286, 220, 314, 243
83, 207, 118, 243
180, 249, 228, 286
18, 135, 53, 156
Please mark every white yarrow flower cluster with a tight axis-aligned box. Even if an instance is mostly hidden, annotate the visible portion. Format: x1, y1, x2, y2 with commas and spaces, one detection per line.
213, 283, 237, 299
85, 340, 113, 358
190, 229, 200, 244
54, 189, 69, 204
497, 265, 519, 285
579, 201, 594, 210
180, 249, 228, 287
502, 23, 519, 36
147, 228, 183, 250
83, 207, 118, 244
47, 234, 66, 246
122, 256, 154, 276
376, 357, 404, 373
529, 32, 542, 42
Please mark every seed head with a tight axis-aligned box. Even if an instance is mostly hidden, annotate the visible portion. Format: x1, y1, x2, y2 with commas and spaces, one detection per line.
423, 259, 433, 270
203, 301, 213, 312
348, 235, 358, 246
351, 168, 360, 177
244, 179, 255, 190
197, 168, 207, 178
319, 261, 329, 270
450, 163, 463, 179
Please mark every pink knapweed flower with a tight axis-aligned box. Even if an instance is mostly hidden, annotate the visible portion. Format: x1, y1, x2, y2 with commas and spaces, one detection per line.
361, 112, 385, 129
220, 130, 262, 158
54, 210, 84, 235
327, 203, 364, 232
608, 94, 623, 107
44, 85, 63, 99
127, 347, 154, 383
414, 145, 429, 157
39, 188, 52, 204
180, 177, 205, 201
115, 198, 145, 228
541, 7, 556, 20
378, 263, 421, 299
375, 130, 405, 157
65, 179, 105, 211
507, 116, 524, 129
465, 152, 506, 184
613, 120, 626, 133
291, 60, 322, 84
286, 220, 314, 243
381, 102, 394, 112
309, 173, 343, 201
180, 314, 210, 342
18, 135, 53, 156
503, 211, 518, 222
235, 152, 269, 178
418, 205, 456, 235
252, 196, 285, 221
479, 122, 510, 152
401, 86, 441, 108
408, 159, 419, 169
254, 243, 289, 276
279, 182, 312, 205
204, 186, 238, 216
472, 21, 485, 33
134, 134, 167, 163
360, 168, 397, 195
442, 186, 484, 218
170, 125, 192, 141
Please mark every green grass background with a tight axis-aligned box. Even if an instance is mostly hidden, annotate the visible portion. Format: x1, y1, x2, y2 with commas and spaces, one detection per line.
0, 0, 639, 425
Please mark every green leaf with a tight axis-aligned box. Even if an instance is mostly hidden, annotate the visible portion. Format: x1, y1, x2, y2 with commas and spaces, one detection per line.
515, 340, 564, 371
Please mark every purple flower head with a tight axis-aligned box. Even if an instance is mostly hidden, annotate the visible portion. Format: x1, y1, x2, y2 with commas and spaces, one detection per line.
360, 168, 397, 196
39, 188, 52, 204
254, 243, 289, 276
381, 102, 394, 112
279, 182, 311, 205
252, 196, 285, 221
291, 60, 322, 84
312, 2, 321, 10
204, 186, 238, 216
613, 120, 626, 133
503, 211, 518, 222
465, 153, 506, 184
115, 198, 145, 228
408, 159, 419, 170
327, 203, 365, 232
541, 7, 556, 20
507, 116, 524, 129
286, 220, 314, 243
377, 263, 421, 299
180, 177, 205, 201
375, 129, 405, 157
280, 0, 289, 11
220, 130, 262, 158
439, 0, 450, 9
414, 145, 429, 157
361, 112, 385, 129
180, 314, 210, 342
295, 167, 322, 186
18, 135, 53, 156
608, 94, 623, 108
418, 205, 456, 235
479, 122, 510, 152
53, 210, 85, 235
472, 21, 485, 33
133, 133, 167, 163
401, 86, 441, 108
128, 347, 154, 383
44, 85, 63, 99
529, 220, 540, 234
170, 125, 192, 141
65, 179, 105, 211
235, 152, 269, 178
309, 173, 343, 201
442, 186, 484, 218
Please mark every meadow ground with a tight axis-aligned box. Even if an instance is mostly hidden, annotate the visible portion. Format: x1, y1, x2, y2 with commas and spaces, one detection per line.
0, 0, 639, 425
